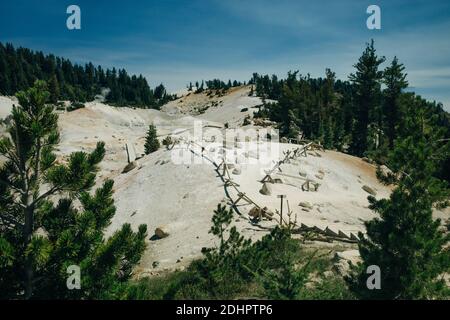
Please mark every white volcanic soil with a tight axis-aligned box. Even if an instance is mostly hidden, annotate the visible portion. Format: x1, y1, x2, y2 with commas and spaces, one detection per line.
1, 86, 448, 277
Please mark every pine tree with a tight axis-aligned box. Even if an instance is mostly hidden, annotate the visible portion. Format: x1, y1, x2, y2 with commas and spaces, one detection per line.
348, 178, 449, 299
197, 204, 252, 298
382, 57, 408, 148
48, 74, 60, 103
154, 84, 167, 102
0, 81, 147, 299
277, 74, 301, 138
199, 80, 204, 93
347, 95, 450, 299
323, 69, 335, 107
258, 227, 313, 300
349, 40, 385, 156
323, 117, 334, 149
0, 46, 11, 94
144, 124, 160, 154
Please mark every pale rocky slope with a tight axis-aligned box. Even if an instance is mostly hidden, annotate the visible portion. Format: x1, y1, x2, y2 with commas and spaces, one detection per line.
0, 96, 15, 120
1, 87, 447, 277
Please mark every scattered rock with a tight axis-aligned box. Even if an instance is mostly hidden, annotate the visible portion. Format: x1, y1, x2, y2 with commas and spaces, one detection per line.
334, 250, 360, 262
154, 226, 170, 239
315, 173, 324, 180
248, 206, 260, 218
379, 164, 393, 176
362, 157, 374, 164
299, 171, 307, 178
152, 261, 160, 268
232, 167, 241, 175
248, 206, 273, 219
298, 201, 313, 209
252, 118, 274, 127
259, 182, 272, 196
332, 250, 361, 276
362, 185, 377, 196
122, 161, 137, 174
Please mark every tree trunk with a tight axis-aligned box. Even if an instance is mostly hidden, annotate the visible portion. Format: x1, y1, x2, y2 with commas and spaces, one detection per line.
23, 203, 34, 299
24, 140, 40, 299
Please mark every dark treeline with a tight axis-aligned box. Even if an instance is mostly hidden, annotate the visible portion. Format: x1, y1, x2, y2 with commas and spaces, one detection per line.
205, 79, 244, 90
252, 69, 355, 154
252, 41, 450, 176
0, 42, 174, 108
188, 79, 245, 93
249, 72, 284, 100
248, 41, 449, 300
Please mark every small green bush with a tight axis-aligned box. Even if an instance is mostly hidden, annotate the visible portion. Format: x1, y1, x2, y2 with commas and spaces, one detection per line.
162, 136, 173, 149
122, 204, 354, 300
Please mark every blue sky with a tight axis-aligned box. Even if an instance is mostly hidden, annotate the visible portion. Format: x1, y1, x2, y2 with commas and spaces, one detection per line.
1, 0, 449, 110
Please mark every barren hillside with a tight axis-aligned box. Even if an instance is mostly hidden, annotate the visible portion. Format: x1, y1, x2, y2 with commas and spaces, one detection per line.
2, 87, 446, 277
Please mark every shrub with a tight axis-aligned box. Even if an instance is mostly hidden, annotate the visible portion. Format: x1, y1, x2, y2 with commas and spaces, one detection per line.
162, 136, 173, 149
